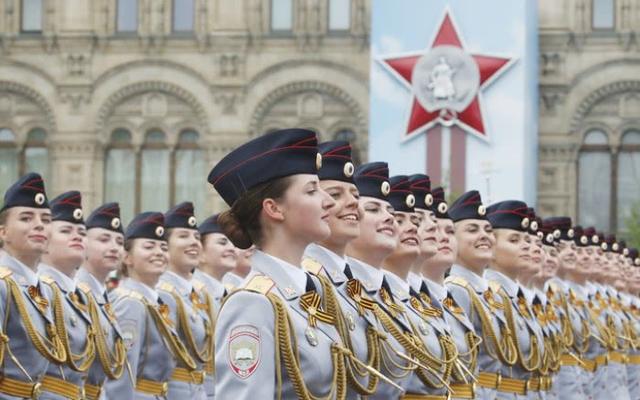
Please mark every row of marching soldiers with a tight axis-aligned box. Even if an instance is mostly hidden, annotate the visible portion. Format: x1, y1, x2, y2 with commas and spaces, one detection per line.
0, 128, 638, 399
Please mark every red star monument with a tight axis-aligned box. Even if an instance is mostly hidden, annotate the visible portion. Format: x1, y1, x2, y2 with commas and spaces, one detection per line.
379, 11, 515, 140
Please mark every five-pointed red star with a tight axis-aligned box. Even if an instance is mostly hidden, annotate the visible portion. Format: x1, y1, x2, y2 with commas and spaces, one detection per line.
380, 12, 514, 139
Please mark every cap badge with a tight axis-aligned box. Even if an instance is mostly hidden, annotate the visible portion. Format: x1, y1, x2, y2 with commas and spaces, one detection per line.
73, 208, 83, 221
425, 194, 434, 207
477, 205, 486, 216
437, 202, 448, 214
530, 220, 538, 232
613, 243, 620, 252
521, 217, 530, 229
635, 258, 640, 266
601, 243, 608, 251
381, 181, 391, 196
188, 216, 197, 227
580, 236, 588, 245
155, 226, 165, 238
34, 193, 45, 206
592, 235, 599, 244
537, 231, 543, 239
624, 248, 629, 256
568, 229, 575, 239
343, 162, 354, 178
315, 153, 323, 170
546, 233, 554, 243
111, 217, 121, 229
406, 194, 416, 208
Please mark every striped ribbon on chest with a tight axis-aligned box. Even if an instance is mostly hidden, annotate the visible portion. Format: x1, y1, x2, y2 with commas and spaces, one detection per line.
379, 287, 404, 317
345, 279, 376, 316
299, 291, 334, 328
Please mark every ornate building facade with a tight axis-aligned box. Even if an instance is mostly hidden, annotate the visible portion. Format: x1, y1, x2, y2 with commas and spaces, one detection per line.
0, 0, 370, 222
538, 0, 640, 234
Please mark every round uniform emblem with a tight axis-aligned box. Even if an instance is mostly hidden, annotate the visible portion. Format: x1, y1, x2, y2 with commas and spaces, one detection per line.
111, 217, 121, 229
406, 194, 416, 208
521, 218, 530, 229
553, 230, 561, 239
537, 231, 543, 239
305, 326, 318, 347
546, 233, 554, 244
437, 202, 448, 214
530, 220, 538, 232
477, 205, 486, 216
613, 243, 620, 252
381, 181, 391, 196
155, 226, 165, 238
635, 258, 640, 266
228, 325, 261, 379
624, 248, 629, 256
73, 208, 83, 221
34, 193, 45, 206
425, 194, 434, 207
601, 243, 608, 251
568, 229, 575, 239
188, 216, 197, 227
343, 162, 355, 178
592, 235, 599, 244
580, 236, 588, 245
316, 153, 323, 170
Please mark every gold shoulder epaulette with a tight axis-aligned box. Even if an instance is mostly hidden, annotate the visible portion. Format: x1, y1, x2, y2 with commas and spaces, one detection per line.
40, 275, 55, 286
0, 267, 12, 279
488, 280, 502, 294
192, 280, 205, 292
113, 287, 144, 301
129, 290, 144, 301
244, 275, 275, 295
157, 282, 174, 293
444, 276, 468, 288
301, 257, 323, 276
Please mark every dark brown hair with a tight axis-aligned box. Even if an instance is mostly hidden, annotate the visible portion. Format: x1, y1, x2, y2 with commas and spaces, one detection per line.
0, 209, 6, 248
218, 176, 292, 249
119, 238, 134, 277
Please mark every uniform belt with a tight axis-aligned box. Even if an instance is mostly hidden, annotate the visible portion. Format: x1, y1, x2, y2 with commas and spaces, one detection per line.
527, 377, 541, 391
560, 353, 582, 366
0, 376, 42, 399
401, 394, 449, 400
497, 376, 527, 395
609, 351, 628, 364
135, 378, 169, 396
84, 383, 103, 400
477, 371, 500, 389
204, 360, 214, 374
450, 382, 475, 398
41, 375, 84, 400
582, 358, 598, 372
541, 376, 553, 391
170, 368, 206, 385
628, 354, 640, 364
595, 354, 609, 367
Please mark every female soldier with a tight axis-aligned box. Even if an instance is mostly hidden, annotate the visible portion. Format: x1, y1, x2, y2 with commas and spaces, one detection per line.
420, 189, 481, 400
302, 140, 401, 398
157, 202, 212, 400
105, 212, 195, 399
445, 190, 517, 400
484, 200, 543, 400
38, 191, 95, 400
0, 173, 66, 398
407, 174, 436, 294
76, 203, 128, 400
210, 129, 346, 399
195, 213, 237, 309
380, 179, 460, 399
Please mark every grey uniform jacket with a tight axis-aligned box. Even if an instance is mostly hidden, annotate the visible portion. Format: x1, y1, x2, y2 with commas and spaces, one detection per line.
38, 264, 92, 400
215, 250, 344, 400
75, 267, 124, 397
105, 278, 176, 400
157, 271, 210, 400
221, 272, 244, 291
0, 254, 57, 400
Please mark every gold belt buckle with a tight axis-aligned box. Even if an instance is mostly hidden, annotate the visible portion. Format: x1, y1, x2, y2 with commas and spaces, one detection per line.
496, 372, 502, 389
190, 370, 205, 383
31, 382, 42, 400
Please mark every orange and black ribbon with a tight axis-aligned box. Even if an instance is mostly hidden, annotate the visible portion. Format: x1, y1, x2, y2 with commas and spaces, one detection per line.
346, 279, 376, 316
443, 295, 464, 315
28, 285, 49, 313
410, 296, 441, 318
70, 290, 88, 313
483, 289, 503, 312
379, 287, 404, 317
158, 303, 174, 327
190, 290, 209, 312
300, 291, 334, 328
517, 295, 532, 319
533, 303, 547, 326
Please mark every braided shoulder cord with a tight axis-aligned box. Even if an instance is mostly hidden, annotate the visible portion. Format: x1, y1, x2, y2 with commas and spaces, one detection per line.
86, 294, 126, 379
170, 291, 214, 364
498, 291, 540, 372
146, 301, 198, 371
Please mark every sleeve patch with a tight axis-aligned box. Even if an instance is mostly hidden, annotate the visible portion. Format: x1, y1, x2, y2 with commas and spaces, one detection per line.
228, 324, 261, 379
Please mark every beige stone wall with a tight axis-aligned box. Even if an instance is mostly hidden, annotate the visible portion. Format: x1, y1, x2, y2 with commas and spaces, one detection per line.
538, 0, 640, 231
0, 0, 370, 217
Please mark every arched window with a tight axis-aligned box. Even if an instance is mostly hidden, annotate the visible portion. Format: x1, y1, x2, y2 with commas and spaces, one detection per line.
328, 0, 351, 31
117, 0, 138, 33
271, 0, 293, 32
173, 0, 195, 32
141, 130, 170, 212
578, 129, 611, 230
105, 129, 135, 224
24, 128, 48, 183
592, 0, 615, 29
617, 130, 640, 230
21, 0, 43, 33
0, 129, 18, 195
174, 130, 206, 219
